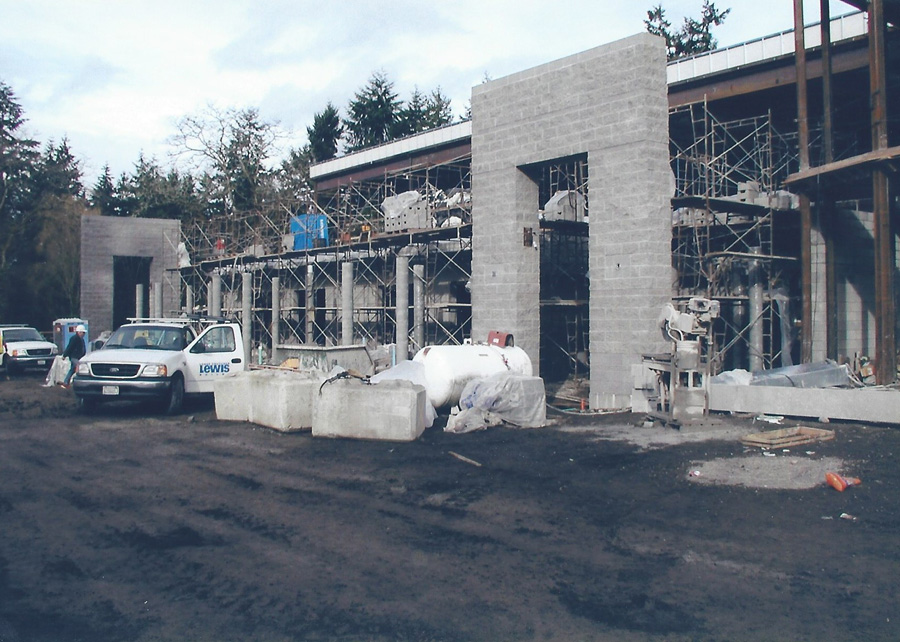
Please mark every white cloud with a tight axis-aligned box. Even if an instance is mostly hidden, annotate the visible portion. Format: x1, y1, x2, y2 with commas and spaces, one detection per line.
0, 0, 848, 185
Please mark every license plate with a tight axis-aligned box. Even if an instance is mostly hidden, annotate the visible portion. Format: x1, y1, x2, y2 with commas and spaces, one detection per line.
37, 360, 46, 366
102, 386, 120, 396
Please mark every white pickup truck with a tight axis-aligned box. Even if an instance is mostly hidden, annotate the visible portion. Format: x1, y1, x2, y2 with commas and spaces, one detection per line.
72, 317, 246, 414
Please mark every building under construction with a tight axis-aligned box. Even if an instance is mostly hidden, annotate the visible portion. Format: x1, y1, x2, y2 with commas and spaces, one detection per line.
81, 1, 899, 410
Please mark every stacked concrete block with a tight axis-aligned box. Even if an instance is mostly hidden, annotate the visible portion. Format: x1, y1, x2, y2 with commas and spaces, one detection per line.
312, 378, 427, 442
215, 369, 322, 432
812, 207, 877, 362
80, 216, 181, 334
470, 33, 671, 410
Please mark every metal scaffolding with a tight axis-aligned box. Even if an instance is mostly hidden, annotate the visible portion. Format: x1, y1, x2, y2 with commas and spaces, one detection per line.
669, 103, 802, 373
174, 150, 474, 363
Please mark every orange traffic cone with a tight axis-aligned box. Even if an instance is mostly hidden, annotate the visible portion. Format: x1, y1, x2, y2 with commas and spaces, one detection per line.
825, 472, 861, 492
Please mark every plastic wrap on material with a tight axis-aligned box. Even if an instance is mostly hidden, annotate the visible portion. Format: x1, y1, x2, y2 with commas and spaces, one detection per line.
710, 369, 753, 386
749, 361, 853, 388
43, 355, 70, 387
413, 343, 533, 408
370, 360, 436, 428
445, 372, 546, 433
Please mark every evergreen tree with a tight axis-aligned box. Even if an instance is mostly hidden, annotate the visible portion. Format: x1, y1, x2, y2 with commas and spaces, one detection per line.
344, 71, 401, 151
0, 81, 41, 321
306, 103, 342, 162
90, 164, 122, 216
396, 87, 431, 137
645, 1, 730, 60
425, 88, 454, 129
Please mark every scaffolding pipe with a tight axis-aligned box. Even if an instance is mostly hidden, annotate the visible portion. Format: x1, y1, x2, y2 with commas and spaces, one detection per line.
341, 262, 354, 346
242, 271, 252, 365
396, 254, 409, 360
748, 249, 764, 372
305, 265, 314, 345
135, 284, 145, 319
413, 263, 425, 350
271, 276, 281, 364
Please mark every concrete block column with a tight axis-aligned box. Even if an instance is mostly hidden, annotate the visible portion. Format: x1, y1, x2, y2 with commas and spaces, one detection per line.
341, 262, 354, 346
396, 254, 409, 359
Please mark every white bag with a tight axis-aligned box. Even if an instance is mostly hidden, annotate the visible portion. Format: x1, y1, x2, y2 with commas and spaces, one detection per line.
43, 355, 71, 387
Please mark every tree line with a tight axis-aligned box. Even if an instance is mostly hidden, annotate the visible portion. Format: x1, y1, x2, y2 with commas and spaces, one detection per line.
0, 71, 457, 330
1, 3, 727, 330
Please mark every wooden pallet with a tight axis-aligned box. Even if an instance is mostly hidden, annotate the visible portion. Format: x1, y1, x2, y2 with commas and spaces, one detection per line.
741, 426, 835, 448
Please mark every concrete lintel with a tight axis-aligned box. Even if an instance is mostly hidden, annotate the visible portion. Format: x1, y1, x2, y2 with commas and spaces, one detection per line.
709, 384, 900, 424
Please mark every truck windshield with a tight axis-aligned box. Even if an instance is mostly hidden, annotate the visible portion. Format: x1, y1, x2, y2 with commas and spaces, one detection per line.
2, 328, 45, 342
104, 326, 192, 351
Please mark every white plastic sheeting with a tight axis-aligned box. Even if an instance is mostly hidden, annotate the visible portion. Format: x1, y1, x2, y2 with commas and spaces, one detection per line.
446, 372, 546, 434
370, 360, 436, 428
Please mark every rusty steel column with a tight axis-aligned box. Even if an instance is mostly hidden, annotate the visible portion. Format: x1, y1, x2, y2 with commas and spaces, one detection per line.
821, 0, 839, 361
795, 0, 814, 363
869, 0, 896, 383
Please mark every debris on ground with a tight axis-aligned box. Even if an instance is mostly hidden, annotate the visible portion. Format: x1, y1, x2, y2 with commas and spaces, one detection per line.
740, 426, 835, 448
825, 471, 862, 492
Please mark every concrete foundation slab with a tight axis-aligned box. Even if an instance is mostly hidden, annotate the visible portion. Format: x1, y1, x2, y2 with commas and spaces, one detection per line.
313, 378, 427, 442
709, 384, 900, 425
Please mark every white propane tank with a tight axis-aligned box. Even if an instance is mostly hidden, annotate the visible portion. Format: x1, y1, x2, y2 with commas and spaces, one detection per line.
412, 343, 533, 408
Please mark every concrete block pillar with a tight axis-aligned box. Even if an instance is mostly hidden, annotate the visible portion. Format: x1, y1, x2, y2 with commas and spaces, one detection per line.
396, 254, 410, 359
271, 276, 281, 364
151, 282, 163, 318
135, 284, 145, 319
748, 248, 764, 372
341, 262, 354, 346
413, 263, 425, 350
209, 273, 222, 317
241, 271, 252, 365
185, 284, 194, 315
471, 32, 670, 409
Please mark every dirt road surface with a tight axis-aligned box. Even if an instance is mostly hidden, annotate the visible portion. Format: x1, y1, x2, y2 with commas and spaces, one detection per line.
1, 373, 898, 641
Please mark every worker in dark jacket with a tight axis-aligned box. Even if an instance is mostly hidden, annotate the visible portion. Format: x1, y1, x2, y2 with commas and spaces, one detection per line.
61, 324, 87, 388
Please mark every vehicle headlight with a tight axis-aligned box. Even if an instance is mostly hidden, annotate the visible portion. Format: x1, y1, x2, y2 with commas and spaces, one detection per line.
142, 364, 168, 377
51, 346, 59, 355
9, 349, 20, 357
76, 362, 91, 375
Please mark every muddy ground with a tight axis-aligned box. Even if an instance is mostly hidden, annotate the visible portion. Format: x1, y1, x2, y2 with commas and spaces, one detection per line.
0, 372, 898, 642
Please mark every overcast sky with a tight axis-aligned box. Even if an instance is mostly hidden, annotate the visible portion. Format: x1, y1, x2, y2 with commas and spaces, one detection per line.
1, 0, 852, 185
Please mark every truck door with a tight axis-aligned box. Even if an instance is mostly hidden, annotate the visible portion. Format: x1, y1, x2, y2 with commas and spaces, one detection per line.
184, 325, 244, 393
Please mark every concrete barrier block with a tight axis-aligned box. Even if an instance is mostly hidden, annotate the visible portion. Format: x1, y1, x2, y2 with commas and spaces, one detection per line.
313, 378, 426, 442
248, 370, 322, 432
215, 369, 322, 432
214, 371, 252, 422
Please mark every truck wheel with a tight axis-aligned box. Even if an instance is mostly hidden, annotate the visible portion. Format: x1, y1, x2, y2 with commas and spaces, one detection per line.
78, 396, 98, 414
164, 375, 184, 415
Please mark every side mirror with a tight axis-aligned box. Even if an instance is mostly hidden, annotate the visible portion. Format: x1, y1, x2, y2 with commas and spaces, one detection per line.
190, 341, 206, 354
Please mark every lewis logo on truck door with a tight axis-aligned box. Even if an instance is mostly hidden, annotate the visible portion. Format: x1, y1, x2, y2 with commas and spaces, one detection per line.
199, 363, 230, 374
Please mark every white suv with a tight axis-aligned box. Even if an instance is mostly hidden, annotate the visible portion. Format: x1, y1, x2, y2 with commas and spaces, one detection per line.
0, 325, 58, 374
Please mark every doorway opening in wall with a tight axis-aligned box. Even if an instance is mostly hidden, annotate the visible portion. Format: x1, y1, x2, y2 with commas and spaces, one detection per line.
520, 153, 590, 403
113, 256, 151, 329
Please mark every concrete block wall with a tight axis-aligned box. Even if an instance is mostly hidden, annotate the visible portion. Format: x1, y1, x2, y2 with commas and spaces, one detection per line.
470, 33, 671, 408
811, 207, 877, 361
81, 215, 181, 333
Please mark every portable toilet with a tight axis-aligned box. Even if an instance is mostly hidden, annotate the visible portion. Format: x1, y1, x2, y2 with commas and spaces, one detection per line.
53, 318, 90, 354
